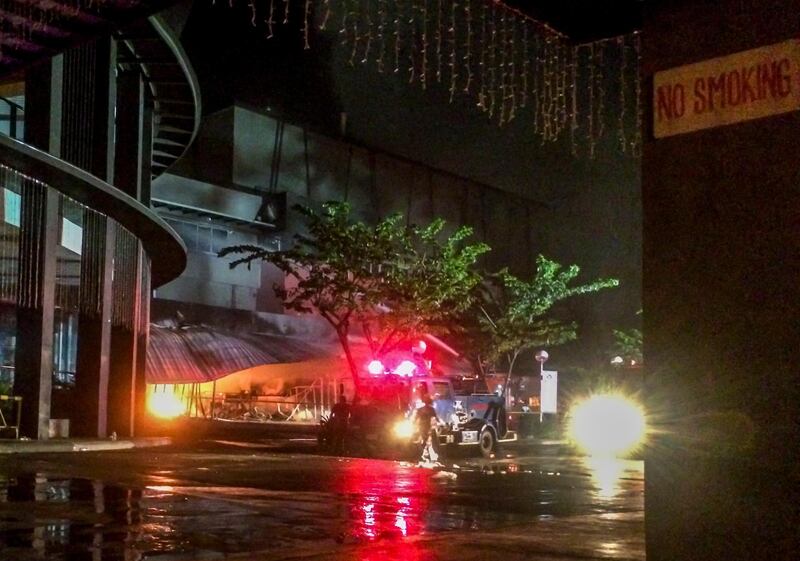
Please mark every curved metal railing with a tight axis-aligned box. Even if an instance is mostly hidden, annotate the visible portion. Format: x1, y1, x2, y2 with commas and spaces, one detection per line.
0, 134, 186, 287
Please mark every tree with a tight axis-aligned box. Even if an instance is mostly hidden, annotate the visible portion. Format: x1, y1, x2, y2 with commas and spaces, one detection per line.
219, 202, 489, 393
457, 255, 619, 394
612, 328, 643, 365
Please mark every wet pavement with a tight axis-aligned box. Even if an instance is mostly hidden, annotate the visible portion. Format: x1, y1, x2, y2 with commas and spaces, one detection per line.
0, 440, 644, 560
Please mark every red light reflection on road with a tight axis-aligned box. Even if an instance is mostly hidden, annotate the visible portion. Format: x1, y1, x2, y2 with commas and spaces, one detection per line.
336, 459, 432, 542
357, 540, 434, 561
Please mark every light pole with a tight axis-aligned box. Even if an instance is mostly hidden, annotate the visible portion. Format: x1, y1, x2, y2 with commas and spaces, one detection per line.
535, 350, 549, 423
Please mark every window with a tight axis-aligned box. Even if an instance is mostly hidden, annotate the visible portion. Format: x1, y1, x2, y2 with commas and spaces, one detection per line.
165, 219, 230, 255
3, 188, 20, 227
61, 218, 82, 255
431, 382, 453, 401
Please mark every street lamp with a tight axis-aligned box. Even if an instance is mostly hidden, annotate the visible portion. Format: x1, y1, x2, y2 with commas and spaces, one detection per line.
535, 350, 549, 422
611, 355, 624, 367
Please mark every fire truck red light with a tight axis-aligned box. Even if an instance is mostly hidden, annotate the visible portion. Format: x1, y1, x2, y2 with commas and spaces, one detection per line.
395, 360, 418, 376
367, 360, 385, 375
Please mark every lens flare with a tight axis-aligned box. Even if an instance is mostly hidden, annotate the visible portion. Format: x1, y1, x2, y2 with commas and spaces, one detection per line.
568, 393, 646, 456
147, 391, 185, 419
393, 419, 414, 439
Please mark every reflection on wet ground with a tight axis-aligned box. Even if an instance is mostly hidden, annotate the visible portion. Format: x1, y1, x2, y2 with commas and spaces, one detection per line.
0, 447, 643, 560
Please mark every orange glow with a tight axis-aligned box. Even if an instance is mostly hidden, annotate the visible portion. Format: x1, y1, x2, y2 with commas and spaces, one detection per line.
147, 390, 186, 419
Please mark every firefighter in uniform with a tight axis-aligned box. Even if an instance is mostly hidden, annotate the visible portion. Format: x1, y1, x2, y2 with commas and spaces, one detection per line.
414, 394, 441, 464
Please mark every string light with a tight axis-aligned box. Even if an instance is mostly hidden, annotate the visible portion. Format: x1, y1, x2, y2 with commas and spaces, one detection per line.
558, 39, 567, 132
349, 0, 360, 66
448, 0, 458, 102
409, 0, 418, 83
303, 0, 311, 49
632, 31, 643, 158
340, 0, 351, 44
463, 0, 472, 93
595, 40, 605, 141
618, 35, 627, 154
421, 0, 429, 89
521, 23, 528, 108
362, 0, 373, 63
570, 45, 579, 157
266, 0, 275, 38
532, 33, 540, 134
319, 0, 332, 30
497, 6, 507, 125
487, 1, 497, 117
394, 0, 402, 73
217, 0, 643, 159
506, 14, 517, 122
436, 0, 443, 81
248, 0, 257, 27
376, 0, 387, 72
477, 0, 487, 110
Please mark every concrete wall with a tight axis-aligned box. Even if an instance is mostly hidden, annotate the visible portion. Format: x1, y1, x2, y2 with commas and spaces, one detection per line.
642, 1, 800, 559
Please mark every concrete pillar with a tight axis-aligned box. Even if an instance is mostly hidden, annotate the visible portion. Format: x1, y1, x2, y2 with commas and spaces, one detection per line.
72, 214, 115, 438
13, 57, 63, 439
108, 68, 145, 437
642, 1, 800, 559
63, 37, 117, 438
13, 186, 59, 440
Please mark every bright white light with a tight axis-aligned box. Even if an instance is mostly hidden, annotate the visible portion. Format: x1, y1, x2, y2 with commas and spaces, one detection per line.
568, 393, 646, 456
393, 419, 414, 439
394, 360, 418, 377
367, 359, 385, 375
147, 391, 185, 419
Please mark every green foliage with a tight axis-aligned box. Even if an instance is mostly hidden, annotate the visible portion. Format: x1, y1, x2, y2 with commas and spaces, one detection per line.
219, 202, 489, 387
458, 255, 619, 379
612, 328, 643, 364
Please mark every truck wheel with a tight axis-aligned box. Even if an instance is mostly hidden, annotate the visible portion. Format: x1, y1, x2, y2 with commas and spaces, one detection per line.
479, 427, 497, 458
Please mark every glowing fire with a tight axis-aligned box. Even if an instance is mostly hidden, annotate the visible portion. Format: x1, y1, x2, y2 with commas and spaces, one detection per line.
147, 390, 186, 419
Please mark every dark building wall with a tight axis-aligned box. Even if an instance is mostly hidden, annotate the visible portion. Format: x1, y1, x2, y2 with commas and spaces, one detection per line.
165, 102, 639, 367
177, 1, 642, 368
642, 1, 800, 559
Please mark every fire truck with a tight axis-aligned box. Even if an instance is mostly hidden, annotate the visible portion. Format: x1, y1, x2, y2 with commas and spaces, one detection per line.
318, 344, 526, 459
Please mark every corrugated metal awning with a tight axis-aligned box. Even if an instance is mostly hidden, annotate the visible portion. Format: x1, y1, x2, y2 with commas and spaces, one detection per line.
146, 325, 337, 384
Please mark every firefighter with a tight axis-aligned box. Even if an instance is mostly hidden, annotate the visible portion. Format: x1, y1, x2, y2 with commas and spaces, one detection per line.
328, 394, 350, 454
414, 394, 441, 465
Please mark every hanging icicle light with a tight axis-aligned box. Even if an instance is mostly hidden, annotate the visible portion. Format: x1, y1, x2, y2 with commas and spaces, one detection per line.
218, 0, 642, 159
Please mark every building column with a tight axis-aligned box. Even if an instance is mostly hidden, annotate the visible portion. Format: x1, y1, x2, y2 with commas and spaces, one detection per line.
14, 186, 59, 440
72, 214, 115, 438
13, 57, 63, 439
133, 254, 151, 436
109, 66, 153, 437
63, 37, 117, 438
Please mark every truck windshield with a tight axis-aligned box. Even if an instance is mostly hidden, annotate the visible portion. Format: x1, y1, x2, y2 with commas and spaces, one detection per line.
431, 381, 452, 400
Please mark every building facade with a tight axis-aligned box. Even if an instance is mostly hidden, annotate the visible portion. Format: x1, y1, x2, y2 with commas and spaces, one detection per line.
0, 4, 197, 439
